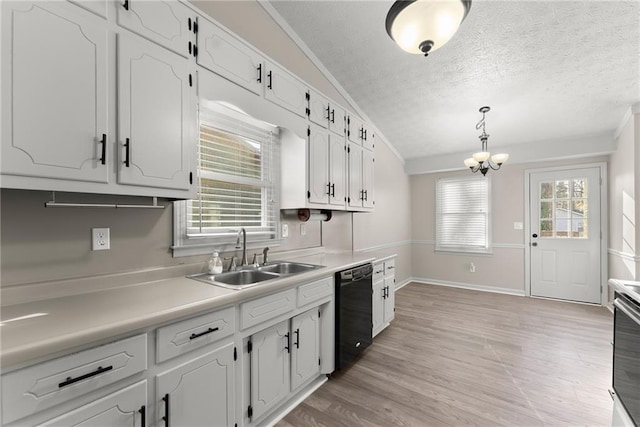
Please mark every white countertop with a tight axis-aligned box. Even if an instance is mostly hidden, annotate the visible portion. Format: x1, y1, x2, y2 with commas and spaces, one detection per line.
1, 251, 393, 370
608, 278, 640, 303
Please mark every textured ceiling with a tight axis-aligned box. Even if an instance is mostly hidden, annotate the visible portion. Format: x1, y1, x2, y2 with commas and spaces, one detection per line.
269, 0, 640, 161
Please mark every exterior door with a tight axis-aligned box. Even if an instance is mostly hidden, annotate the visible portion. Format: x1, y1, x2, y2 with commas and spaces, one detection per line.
530, 167, 602, 303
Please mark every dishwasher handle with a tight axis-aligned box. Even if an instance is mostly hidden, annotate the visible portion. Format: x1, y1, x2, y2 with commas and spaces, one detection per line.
339, 264, 373, 283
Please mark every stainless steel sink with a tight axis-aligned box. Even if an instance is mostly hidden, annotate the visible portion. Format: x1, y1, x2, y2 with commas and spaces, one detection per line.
188, 261, 324, 290
259, 262, 319, 275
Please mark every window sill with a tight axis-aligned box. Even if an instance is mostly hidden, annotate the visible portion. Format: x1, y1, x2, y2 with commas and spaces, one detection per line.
435, 248, 493, 256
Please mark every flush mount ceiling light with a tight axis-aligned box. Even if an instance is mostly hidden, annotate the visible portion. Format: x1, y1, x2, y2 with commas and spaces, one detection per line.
385, 0, 472, 56
464, 107, 509, 176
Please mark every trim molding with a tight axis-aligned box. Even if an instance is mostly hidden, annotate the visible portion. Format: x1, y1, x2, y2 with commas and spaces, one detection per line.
608, 248, 640, 263
355, 240, 412, 253
614, 106, 633, 140
408, 277, 526, 296
411, 240, 525, 249
394, 277, 412, 291
259, 2, 405, 165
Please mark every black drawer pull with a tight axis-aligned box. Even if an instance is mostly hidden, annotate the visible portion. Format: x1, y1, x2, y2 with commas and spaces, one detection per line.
162, 394, 170, 426
99, 133, 106, 165
294, 328, 300, 349
58, 365, 113, 388
257, 64, 262, 83
267, 71, 272, 89
331, 109, 335, 123
189, 327, 219, 340
124, 138, 130, 167
284, 332, 290, 353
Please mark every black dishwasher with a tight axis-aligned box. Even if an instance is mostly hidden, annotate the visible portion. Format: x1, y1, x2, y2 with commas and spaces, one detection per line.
335, 263, 373, 370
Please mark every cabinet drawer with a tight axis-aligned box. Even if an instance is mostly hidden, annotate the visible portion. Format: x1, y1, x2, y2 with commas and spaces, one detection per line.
156, 306, 235, 363
2, 334, 147, 424
240, 289, 296, 330
297, 277, 333, 308
373, 262, 385, 281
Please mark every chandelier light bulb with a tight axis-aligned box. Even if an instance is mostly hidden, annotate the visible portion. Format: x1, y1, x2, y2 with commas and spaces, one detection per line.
491, 153, 509, 165
472, 151, 490, 163
464, 158, 479, 168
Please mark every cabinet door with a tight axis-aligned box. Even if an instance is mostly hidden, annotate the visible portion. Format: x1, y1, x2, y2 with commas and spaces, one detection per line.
117, 34, 194, 192
384, 277, 395, 324
362, 149, 375, 209
308, 125, 329, 205
329, 104, 346, 136
250, 320, 290, 421
1, 1, 109, 184
347, 114, 364, 145
197, 18, 263, 95
265, 60, 308, 118
372, 278, 385, 336
38, 381, 146, 427
362, 126, 374, 151
291, 309, 320, 391
308, 89, 329, 128
328, 135, 346, 207
117, 0, 192, 58
156, 343, 235, 427
347, 143, 363, 209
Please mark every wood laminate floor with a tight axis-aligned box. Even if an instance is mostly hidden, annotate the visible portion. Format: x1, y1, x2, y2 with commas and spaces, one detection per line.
278, 283, 613, 427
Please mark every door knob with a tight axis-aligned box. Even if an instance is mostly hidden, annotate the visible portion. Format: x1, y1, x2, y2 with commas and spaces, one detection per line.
532, 233, 538, 238
532, 242, 538, 246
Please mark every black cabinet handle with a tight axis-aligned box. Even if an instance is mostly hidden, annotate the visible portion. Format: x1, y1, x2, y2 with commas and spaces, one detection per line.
99, 133, 106, 165
325, 106, 330, 120
331, 109, 335, 123
124, 138, 130, 167
284, 332, 290, 353
382, 287, 386, 299
294, 328, 300, 349
122, 0, 129, 10
162, 394, 170, 426
139, 405, 146, 427
330, 183, 335, 197
360, 189, 364, 200
257, 64, 262, 83
267, 71, 272, 90
188, 17, 191, 31
364, 190, 368, 201
326, 183, 331, 196
189, 327, 219, 340
364, 129, 367, 141
58, 365, 113, 388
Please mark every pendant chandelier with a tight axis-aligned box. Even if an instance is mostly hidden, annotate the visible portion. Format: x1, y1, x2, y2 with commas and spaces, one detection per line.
385, 0, 472, 56
464, 107, 509, 176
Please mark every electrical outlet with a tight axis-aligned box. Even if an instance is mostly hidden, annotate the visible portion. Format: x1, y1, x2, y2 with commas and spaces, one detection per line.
513, 222, 523, 230
92, 227, 110, 251
469, 262, 476, 273
282, 223, 289, 238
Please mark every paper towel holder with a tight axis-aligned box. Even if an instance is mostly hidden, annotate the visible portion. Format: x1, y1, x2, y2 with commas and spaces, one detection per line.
282, 209, 332, 222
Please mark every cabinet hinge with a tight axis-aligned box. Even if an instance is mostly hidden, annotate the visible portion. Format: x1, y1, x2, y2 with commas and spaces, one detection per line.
307, 127, 311, 137
348, 197, 351, 203
306, 107, 310, 116
247, 340, 253, 353
307, 190, 311, 199
248, 405, 253, 418
193, 19, 199, 34
319, 358, 321, 366
347, 146, 350, 153
318, 308, 321, 317
305, 92, 310, 100
234, 347, 237, 361
193, 45, 198, 57
189, 74, 193, 87
189, 172, 193, 185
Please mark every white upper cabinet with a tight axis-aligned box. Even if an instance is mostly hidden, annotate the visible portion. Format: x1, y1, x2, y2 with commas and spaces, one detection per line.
329, 133, 347, 207
308, 126, 330, 205
329, 104, 346, 137
117, 0, 194, 58
308, 89, 330, 129
117, 34, 194, 192
197, 18, 263, 96
347, 114, 363, 145
1, 1, 109, 184
348, 143, 374, 211
362, 126, 374, 151
362, 149, 375, 208
265, 60, 308, 118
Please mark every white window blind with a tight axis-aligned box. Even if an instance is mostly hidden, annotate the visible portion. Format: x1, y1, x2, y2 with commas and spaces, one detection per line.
436, 177, 491, 253
173, 102, 280, 256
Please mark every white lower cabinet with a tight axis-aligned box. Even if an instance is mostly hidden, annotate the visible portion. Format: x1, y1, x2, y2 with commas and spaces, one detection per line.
156, 342, 236, 427
249, 320, 291, 421
373, 258, 396, 337
290, 309, 321, 391
37, 381, 147, 427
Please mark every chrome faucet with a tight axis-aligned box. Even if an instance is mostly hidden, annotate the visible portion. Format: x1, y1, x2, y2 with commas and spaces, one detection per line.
236, 228, 248, 266
262, 247, 269, 265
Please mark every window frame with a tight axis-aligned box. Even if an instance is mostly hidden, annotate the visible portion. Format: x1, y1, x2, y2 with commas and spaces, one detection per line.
435, 176, 492, 254
172, 102, 281, 258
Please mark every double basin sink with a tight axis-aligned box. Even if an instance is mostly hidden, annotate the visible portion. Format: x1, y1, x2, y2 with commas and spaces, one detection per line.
188, 261, 325, 290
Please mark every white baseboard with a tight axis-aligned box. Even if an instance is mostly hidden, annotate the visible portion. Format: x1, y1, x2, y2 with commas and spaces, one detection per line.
394, 277, 412, 290
407, 277, 526, 296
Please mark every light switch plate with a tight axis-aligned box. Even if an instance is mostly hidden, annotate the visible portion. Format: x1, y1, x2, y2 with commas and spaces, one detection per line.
282, 223, 289, 238
513, 222, 523, 230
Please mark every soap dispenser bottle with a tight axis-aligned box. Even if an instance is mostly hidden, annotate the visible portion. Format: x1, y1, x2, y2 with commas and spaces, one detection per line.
208, 251, 223, 274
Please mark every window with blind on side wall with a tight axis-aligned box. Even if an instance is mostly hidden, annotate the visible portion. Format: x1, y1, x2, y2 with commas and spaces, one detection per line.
173, 101, 280, 257
436, 176, 491, 254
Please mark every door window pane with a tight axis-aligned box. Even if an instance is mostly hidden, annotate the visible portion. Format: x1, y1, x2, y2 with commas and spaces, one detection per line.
539, 177, 588, 239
